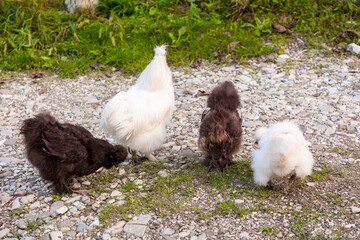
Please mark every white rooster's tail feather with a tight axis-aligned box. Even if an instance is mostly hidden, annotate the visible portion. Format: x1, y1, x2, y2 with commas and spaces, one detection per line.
136, 45, 172, 92
154, 45, 167, 57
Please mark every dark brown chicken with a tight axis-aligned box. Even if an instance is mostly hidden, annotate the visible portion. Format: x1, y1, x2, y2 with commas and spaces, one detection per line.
21, 113, 127, 193
198, 81, 243, 170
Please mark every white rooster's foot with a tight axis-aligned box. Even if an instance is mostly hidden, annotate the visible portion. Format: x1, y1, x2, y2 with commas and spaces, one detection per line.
128, 148, 138, 159
145, 153, 157, 161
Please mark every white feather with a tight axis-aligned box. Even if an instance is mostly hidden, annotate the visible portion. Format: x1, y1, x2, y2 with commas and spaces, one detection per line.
251, 121, 314, 186
100, 45, 174, 155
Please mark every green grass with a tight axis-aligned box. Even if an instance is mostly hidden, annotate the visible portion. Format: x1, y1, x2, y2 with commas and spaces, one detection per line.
214, 199, 252, 217
26, 218, 45, 234
1, 0, 359, 77
84, 157, 358, 240
96, 159, 278, 223
310, 162, 344, 182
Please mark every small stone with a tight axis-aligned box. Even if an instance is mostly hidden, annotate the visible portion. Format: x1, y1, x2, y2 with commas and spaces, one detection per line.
21, 194, 36, 204
14, 190, 27, 196
198, 233, 206, 240
353, 95, 360, 102
119, 168, 126, 176
58, 220, 75, 228
123, 224, 147, 237
0, 192, 12, 204
3, 138, 16, 146
158, 170, 169, 178
267, 53, 277, 62
11, 198, 21, 209
172, 146, 181, 152
0, 170, 12, 178
342, 58, 356, 66
65, 195, 82, 204
347, 43, 360, 55
67, 231, 76, 238
179, 231, 191, 237
83, 96, 99, 104
306, 182, 316, 187
128, 214, 152, 225
1, 129, 13, 136
325, 127, 335, 135
76, 222, 89, 232
235, 199, 244, 204
239, 231, 250, 239
82, 181, 91, 186
0, 157, 20, 165
190, 236, 198, 240
49, 231, 63, 240
261, 67, 275, 75
30, 201, 40, 209
344, 224, 355, 229
73, 183, 81, 189
17, 219, 28, 229
327, 87, 338, 95
351, 206, 360, 214
115, 200, 126, 206
102, 233, 111, 240
135, 179, 143, 185
276, 54, 290, 63
162, 228, 175, 236
222, 66, 236, 72
99, 193, 109, 201
55, 206, 69, 215
38, 211, 51, 219
238, 75, 252, 82
277, 232, 283, 238
22, 237, 35, 240
44, 197, 53, 203
50, 201, 64, 214
111, 190, 122, 197
0, 228, 10, 238
92, 202, 100, 210
105, 221, 126, 234
26, 214, 37, 223
90, 217, 100, 227
39, 233, 50, 240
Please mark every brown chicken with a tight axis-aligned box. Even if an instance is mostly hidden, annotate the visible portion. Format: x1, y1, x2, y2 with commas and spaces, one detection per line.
198, 81, 243, 170
21, 113, 127, 193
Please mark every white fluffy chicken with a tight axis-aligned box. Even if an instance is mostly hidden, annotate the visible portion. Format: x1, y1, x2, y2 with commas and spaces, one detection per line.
100, 45, 174, 161
252, 121, 314, 187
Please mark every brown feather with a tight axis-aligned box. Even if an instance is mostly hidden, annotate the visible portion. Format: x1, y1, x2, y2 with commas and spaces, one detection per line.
21, 113, 127, 193
198, 81, 243, 170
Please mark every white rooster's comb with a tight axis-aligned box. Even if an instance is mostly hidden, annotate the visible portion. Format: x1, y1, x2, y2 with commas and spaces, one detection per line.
154, 45, 167, 56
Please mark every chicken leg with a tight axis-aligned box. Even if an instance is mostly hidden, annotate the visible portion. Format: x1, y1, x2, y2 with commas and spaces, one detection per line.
145, 153, 157, 161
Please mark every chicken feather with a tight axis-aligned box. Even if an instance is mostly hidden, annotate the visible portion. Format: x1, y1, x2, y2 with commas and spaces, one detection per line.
100, 46, 174, 160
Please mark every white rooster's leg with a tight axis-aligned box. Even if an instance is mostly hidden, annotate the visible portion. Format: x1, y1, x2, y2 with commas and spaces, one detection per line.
128, 148, 137, 159
145, 153, 157, 161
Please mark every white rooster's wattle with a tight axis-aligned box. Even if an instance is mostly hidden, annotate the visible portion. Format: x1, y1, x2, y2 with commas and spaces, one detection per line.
100, 45, 174, 161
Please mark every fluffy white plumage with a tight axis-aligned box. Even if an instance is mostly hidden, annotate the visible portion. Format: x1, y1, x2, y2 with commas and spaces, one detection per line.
251, 121, 314, 186
100, 45, 174, 161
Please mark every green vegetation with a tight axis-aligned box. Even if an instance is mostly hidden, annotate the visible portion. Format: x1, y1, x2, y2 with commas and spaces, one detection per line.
214, 199, 252, 217
310, 162, 344, 181
81, 156, 359, 238
96, 159, 278, 223
51, 192, 66, 201
1, 0, 359, 77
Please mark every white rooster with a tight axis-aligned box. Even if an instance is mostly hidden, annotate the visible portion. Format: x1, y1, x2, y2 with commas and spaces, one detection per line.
100, 45, 174, 161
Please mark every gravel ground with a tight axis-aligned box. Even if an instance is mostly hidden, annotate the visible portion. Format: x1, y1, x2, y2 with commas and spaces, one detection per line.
0, 47, 360, 240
